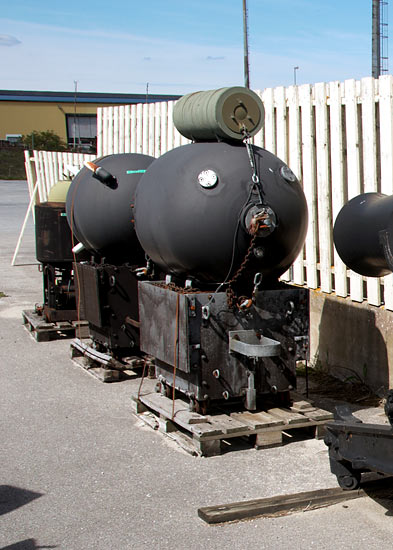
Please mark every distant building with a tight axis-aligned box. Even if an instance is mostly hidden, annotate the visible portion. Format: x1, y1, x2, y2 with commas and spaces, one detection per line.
0, 90, 180, 151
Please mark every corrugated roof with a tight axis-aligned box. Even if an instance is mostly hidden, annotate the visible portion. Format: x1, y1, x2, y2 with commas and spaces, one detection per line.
0, 90, 181, 104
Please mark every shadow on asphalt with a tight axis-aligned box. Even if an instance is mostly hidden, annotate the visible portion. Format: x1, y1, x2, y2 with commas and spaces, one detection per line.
368, 495, 393, 517
0, 485, 43, 516
0, 539, 57, 549
362, 476, 393, 517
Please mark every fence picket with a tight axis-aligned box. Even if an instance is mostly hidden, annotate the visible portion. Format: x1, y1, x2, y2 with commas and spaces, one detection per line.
124, 105, 131, 153
274, 86, 287, 163
315, 82, 332, 293
274, 86, 290, 281
113, 107, 119, 154
287, 85, 304, 285
261, 87, 275, 154
129, 105, 136, 153
148, 103, 155, 157
361, 77, 381, 305
56, 152, 63, 180
160, 102, 168, 158
136, 103, 143, 153
107, 107, 114, 155
167, 101, 175, 151
344, 79, 363, 302
33, 150, 46, 203
101, 108, 108, 157
24, 151, 36, 199
329, 81, 348, 297
298, 84, 318, 289
379, 75, 393, 310
118, 105, 125, 154
97, 107, 103, 157
142, 103, 149, 154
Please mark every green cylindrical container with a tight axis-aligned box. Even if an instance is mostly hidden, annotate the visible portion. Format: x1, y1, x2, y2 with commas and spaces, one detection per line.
173, 86, 264, 142
47, 179, 71, 203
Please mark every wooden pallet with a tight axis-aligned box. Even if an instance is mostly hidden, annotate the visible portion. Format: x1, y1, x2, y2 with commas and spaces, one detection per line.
70, 338, 152, 382
22, 309, 89, 342
131, 383, 334, 457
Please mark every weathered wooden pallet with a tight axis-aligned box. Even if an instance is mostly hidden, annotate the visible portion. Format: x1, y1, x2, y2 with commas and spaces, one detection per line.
131, 384, 334, 457
70, 338, 151, 382
22, 309, 89, 342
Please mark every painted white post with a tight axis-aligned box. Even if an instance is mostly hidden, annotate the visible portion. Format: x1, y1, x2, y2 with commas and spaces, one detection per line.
315, 82, 332, 293
329, 81, 348, 297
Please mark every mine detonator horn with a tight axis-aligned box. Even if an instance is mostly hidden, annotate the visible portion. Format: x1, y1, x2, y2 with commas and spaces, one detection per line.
333, 192, 393, 278
84, 161, 117, 188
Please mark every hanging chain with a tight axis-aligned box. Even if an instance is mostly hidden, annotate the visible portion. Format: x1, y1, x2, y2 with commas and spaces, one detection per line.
242, 130, 265, 204
224, 132, 266, 309
153, 281, 200, 294
226, 232, 258, 309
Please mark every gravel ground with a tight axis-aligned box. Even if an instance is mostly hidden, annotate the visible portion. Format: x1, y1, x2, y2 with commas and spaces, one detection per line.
1, 180, 392, 550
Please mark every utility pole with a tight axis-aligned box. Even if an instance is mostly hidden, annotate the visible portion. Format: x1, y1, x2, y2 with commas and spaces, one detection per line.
243, 0, 250, 88
372, 0, 389, 78
73, 80, 78, 150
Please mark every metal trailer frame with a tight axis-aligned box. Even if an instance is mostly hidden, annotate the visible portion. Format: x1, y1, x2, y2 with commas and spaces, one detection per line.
325, 396, 393, 490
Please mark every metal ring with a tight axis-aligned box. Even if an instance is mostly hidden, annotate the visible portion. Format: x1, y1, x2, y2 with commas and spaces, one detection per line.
252, 174, 259, 184
253, 272, 263, 287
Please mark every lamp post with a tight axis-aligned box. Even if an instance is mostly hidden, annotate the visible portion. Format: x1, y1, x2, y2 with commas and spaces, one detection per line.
293, 66, 299, 86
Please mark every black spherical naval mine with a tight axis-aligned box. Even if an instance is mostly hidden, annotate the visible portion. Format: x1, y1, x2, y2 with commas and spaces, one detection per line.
333, 192, 393, 277
66, 153, 154, 263
134, 142, 308, 284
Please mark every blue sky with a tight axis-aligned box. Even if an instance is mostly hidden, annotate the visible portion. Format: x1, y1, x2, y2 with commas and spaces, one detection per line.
0, 0, 385, 95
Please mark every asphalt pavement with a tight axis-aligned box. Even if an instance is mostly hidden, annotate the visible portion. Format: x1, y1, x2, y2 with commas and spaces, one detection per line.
1, 180, 392, 550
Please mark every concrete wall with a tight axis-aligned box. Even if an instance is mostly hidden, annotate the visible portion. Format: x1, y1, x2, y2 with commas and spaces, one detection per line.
310, 290, 393, 395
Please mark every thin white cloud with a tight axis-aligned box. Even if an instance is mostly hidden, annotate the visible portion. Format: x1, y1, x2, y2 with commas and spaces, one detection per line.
0, 17, 176, 45
0, 34, 21, 46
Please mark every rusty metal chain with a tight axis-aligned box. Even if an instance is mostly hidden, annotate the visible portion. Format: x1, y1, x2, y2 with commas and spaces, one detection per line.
152, 239, 258, 311
226, 232, 258, 309
153, 281, 201, 294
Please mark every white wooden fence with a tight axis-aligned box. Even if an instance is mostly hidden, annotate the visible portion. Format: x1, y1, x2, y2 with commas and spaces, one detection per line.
24, 150, 95, 204
24, 75, 393, 310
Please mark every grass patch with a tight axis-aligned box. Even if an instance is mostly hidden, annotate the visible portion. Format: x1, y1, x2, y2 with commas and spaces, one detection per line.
0, 291, 8, 298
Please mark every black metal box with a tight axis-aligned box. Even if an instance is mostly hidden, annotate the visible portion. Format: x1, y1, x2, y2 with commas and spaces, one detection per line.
35, 203, 74, 263
138, 281, 309, 407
